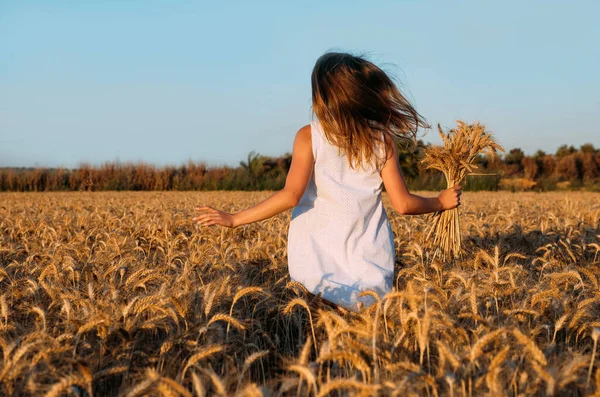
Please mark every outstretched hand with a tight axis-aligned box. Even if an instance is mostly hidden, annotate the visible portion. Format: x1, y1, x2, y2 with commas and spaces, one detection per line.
437, 185, 462, 211
193, 206, 236, 228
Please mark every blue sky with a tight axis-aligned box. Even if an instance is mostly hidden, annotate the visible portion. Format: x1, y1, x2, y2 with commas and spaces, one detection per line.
1, 0, 599, 168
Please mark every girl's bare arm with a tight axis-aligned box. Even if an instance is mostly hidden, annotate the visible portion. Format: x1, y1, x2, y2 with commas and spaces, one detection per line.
381, 137, 461, 215
193, 125, 314, 228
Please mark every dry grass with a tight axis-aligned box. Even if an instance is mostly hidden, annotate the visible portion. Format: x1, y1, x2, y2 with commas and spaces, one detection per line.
499, 178, 538, 191
0, 190, 599, 396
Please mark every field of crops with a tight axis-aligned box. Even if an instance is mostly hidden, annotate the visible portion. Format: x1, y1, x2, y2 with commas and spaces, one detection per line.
1, 191, 599, 396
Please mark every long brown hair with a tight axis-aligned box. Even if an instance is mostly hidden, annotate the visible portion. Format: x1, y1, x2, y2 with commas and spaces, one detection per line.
311, 52, 429, 170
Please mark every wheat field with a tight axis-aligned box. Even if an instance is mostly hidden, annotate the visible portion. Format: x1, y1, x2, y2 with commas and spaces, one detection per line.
1, 191, 599, 396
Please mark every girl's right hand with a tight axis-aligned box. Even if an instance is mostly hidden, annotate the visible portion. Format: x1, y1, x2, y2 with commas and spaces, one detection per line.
193, 206, 237, 228
437, 185, 462, 211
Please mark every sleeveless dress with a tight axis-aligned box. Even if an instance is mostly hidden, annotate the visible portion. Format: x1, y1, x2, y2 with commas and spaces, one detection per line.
287, 119, 395, 311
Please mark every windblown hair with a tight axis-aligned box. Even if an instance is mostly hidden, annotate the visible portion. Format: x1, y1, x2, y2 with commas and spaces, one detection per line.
311, 52, 429, 170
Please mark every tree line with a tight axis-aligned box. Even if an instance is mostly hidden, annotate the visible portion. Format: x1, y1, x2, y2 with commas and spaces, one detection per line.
1, 143, 599, 192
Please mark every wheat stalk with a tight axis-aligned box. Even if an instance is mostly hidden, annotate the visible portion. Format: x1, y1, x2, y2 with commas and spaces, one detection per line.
422, 121, 504, 260
283, 298, 318, 352
588, 327, 600, 391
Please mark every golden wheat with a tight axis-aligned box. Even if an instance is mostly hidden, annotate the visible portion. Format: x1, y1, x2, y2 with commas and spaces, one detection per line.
422, 121, 504, 260
0, 190, 598, 395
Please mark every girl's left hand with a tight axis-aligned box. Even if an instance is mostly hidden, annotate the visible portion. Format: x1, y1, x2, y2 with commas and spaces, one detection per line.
193, 206, 236, 228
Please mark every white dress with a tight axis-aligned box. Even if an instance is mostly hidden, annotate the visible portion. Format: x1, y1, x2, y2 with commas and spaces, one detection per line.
287, 119, 395, 311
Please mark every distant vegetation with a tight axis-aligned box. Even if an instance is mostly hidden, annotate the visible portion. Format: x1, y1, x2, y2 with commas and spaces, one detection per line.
1, 143, 599, 192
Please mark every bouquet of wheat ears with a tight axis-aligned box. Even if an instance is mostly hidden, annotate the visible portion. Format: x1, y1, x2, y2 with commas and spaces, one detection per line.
421, 120, 504, 260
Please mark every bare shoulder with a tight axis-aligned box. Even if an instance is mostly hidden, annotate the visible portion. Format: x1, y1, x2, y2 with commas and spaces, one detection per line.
296, 124, 312, 141
292, 124, 313, 160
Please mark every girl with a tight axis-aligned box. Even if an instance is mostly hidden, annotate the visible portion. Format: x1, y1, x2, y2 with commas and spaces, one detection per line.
193, 52, 461, 312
